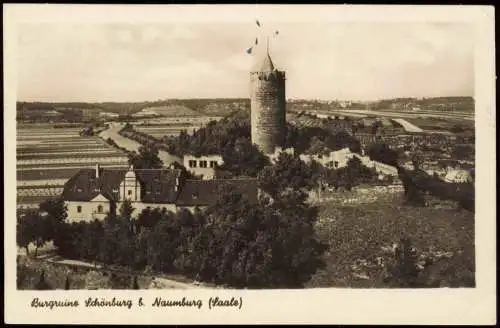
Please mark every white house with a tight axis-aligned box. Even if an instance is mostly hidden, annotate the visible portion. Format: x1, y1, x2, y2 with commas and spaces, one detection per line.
443, 169, 473, 183
300, 147, 399, 176
183, 154, 224, 180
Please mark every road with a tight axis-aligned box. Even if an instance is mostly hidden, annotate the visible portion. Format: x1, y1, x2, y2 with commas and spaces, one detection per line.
391, 118, 424, 133
99, 123, 183, 166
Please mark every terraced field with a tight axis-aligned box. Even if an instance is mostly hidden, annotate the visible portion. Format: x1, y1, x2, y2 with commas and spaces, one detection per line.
133, 116, 223, 138
17, 125, 129, 209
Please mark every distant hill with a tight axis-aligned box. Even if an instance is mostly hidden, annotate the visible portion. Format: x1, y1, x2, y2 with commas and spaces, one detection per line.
133, 105, 201, 117
17, 98, 251, 118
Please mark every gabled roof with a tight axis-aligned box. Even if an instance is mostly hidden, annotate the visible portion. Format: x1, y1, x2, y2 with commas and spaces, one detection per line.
62, 168, 182, 203
176, 178, 259, 206
62, 168, 126, 202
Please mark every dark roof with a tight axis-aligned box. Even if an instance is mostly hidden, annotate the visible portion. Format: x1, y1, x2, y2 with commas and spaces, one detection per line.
62, 168, 182, 203
62, 168, 125, 202
137, 170, 181, 203
176, 179, 259, 207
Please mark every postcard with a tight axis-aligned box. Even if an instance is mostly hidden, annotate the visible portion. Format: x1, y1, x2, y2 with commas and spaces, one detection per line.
3, 4, 496, 325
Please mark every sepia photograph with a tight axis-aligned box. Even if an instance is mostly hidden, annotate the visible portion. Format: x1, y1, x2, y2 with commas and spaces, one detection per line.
4, 4, 495, 325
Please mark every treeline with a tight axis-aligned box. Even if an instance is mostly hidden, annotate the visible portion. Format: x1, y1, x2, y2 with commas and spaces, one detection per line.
398, 166, 475, 212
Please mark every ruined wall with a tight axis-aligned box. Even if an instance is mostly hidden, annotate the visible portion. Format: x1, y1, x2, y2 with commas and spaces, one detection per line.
250, 71, 286, 154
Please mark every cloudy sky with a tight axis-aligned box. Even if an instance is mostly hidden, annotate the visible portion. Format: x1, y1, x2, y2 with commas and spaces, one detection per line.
17, 22, 474, 102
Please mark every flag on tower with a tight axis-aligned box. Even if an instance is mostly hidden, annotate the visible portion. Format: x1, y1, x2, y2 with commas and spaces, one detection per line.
255, 37, 258, 45
246, 46, 253, 55
275, 30, 279, 36
256, 19, 261, 27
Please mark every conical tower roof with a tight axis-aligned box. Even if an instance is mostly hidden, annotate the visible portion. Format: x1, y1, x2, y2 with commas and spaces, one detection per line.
260, 51, 275, 71
252, 49, 276, 72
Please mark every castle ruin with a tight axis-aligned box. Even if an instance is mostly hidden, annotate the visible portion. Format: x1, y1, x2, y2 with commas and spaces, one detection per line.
250, 48, 286, 154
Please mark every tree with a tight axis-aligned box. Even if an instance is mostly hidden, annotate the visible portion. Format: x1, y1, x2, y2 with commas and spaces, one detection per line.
119, 199, 135, 222
132, 276, 140, 289
39, 197, 68, 244
34, 270, 53, 290
188, 187, 327, 288
220, 137, 270, 177
258, 152, 316, 198
367, 142, 399, 166
16, 210, 51, 257
385, 237, 422, 287
64, 275, 71, 290
305, 136, 330, 155
128, 145, 163, 169
16, 210, 39, 256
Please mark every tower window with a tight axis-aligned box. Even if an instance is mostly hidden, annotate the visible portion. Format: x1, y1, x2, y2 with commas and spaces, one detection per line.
77, 206, 82, 213
97, 205, 103, 213
128, 190, 133, 196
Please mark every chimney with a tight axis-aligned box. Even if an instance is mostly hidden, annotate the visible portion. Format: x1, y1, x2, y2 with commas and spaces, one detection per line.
174, 176, 180, 193
95, 163, 100, 178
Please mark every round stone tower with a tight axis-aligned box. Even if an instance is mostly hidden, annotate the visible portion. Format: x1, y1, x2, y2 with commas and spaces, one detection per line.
250, 48, 286, 154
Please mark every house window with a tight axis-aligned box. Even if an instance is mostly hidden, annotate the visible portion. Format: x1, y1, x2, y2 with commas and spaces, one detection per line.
77, 206, 82, 213
334, 161, 339, 168
200, 160, 207, 168
128, 190, 133, 196
97, 205, 103, 213
209, 161, 217, 168
189, 160, 197, 168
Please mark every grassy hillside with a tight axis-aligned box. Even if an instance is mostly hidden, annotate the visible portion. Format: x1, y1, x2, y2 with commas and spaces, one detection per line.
307, 200, 475, 288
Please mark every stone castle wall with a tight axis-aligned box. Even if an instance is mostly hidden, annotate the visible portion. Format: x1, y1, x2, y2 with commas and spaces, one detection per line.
250, 71, 286, 154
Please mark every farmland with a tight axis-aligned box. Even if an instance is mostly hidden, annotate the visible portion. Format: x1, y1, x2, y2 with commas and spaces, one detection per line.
132, 104, 201, 117
133, 116, 224, 138
17, 124, 129, 209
